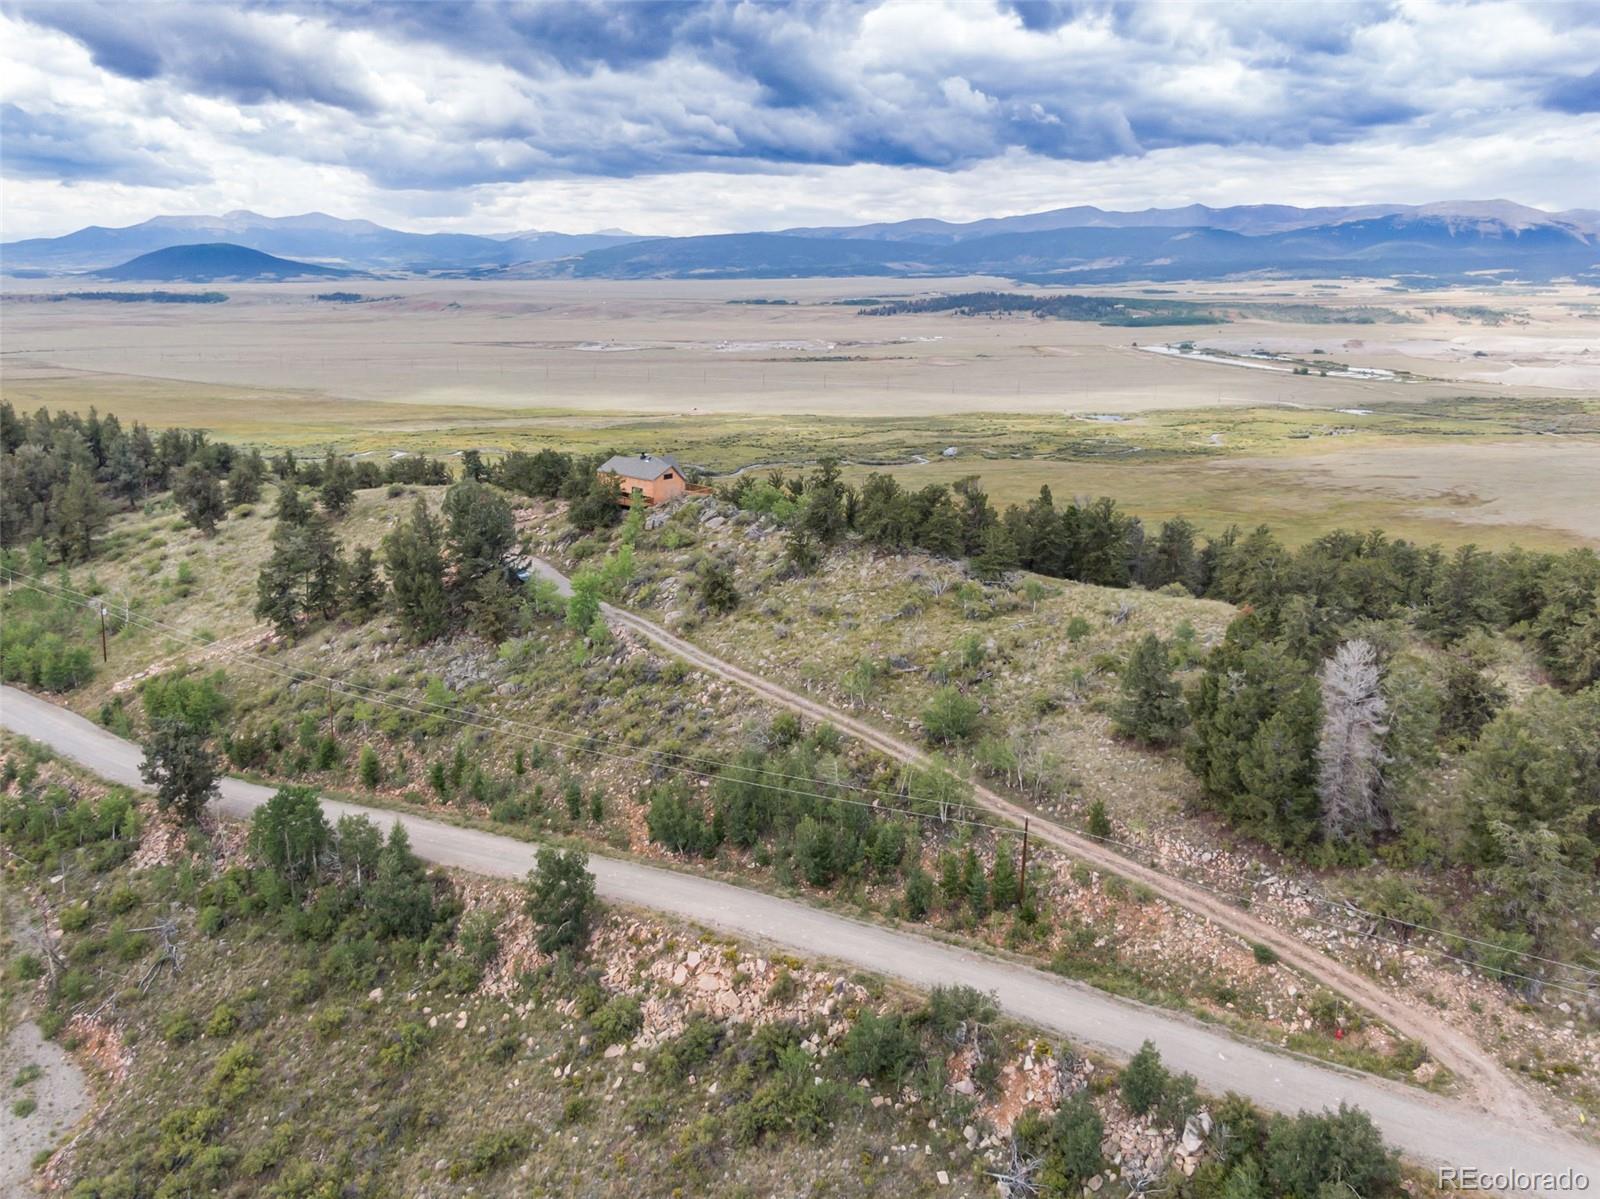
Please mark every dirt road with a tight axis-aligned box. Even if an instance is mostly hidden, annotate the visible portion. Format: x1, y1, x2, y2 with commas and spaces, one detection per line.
525, 557, 1545, 1129
3, 684, 1595, 1193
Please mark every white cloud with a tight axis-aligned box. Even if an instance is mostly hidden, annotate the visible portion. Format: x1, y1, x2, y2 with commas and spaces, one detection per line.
1, 0, 1596, 238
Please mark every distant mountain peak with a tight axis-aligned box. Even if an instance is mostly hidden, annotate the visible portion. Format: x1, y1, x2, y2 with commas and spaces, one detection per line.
91, 242, 362, 282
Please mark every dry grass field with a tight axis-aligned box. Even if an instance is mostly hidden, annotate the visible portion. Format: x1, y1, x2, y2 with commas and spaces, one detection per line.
3, 275, 1596, 548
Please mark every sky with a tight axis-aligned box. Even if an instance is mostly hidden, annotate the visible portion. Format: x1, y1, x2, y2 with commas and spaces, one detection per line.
2, 0, 1597, 239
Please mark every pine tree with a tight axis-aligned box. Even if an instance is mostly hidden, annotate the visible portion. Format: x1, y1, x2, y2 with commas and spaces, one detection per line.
340, 546, 385, 620
319, 453, 356, 517
917, 497, 964, 559
139, 719, 220, 823
365, 823, 435, 940
525, 847, 597, 953
173, 463, 226, 536
902, 866, 933, 921
784, 525, 821, 575
301, 513, 343, 619
273, 480, 310, 527
802, 455, 848, 542
383, 498, 449, 642
971, 524, 1019, 582
991, 844, 1018, 911
443, 479, 515, 583
54, 463, 107, 563
227, 455, 263, 506
468, 571, 517, 643
359, 745, 382, 790
1120, 1040, 1168, 1116
1112, 634, 1188, 746
698, 558, 739, 614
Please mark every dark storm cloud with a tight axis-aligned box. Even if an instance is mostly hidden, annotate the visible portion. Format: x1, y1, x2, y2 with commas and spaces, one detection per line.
4, 0, 1598, 195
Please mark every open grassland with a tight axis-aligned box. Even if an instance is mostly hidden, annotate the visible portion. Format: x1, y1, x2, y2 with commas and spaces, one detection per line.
3, 276, 1595, 420
5, 354, 1598, 549
4, 275, 1595, 550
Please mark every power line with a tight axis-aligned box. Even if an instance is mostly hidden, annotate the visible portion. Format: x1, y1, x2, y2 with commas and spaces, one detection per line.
6, 570, 1592, 995
4, 572, 1001, 832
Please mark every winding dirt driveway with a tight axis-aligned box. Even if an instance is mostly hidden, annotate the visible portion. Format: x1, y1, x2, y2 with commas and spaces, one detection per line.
524, 557, 1548, 1131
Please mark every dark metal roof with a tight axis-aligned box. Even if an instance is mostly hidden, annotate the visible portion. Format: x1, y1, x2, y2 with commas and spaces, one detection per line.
600, 453, 679, 480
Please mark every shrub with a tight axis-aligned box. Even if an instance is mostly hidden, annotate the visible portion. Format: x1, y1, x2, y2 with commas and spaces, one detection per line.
1120, 1040, 1167, 1115
922, 686, 980, 743
205, 1003, 239, 1038
841, 1011, 919, 1086
1264, 1105, 1400, 1198
163, 1011, 200, 1045
1252, 942, 1279, 966
591, 994, 643, 1048
1086, 799, 1111, 840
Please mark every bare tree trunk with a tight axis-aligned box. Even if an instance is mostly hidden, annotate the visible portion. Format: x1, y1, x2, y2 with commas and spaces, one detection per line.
1317, 639, 1390, 843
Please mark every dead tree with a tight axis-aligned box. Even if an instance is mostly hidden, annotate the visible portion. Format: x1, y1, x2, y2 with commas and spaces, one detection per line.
1316, 638, 1390, 844
135, 920, 183, 992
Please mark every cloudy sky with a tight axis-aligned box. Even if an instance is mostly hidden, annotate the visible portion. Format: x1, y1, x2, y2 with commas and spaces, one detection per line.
3, 0, 1597, 239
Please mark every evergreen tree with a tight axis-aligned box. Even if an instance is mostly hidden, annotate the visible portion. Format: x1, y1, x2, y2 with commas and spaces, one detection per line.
366, 823, 436, 940
1421, 544, 1502, 643
319, 453, 356, 517
273, 479, 310, 527
173, 462, 226, 536
902, 866, 933, 921
1188, 627, 1322, 847
525, 847, 597, 953
784, 525, 821, 575
301, 513, 343, 619
139, 719, 220, 823
917, 496, 964, 559
54, 463, 107, 563
383, 497, 449, 642
226, 452, 264, 506
340, 546, 385, 620
802, 455, 848, 542
358, 745, 382, 790
467, 571, 517, 643
698, 558, 739, 614
443, 479, 515, 582
991, 844, 1018, 911
1113, 634, 1188, 746
1144, 517, 1200, 592
971, 524, 1019, 581
1120, 1040, 1168, 1116
567, 464, 622, 531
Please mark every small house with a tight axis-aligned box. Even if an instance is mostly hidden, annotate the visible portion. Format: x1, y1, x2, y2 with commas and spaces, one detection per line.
598, 453, 687, 506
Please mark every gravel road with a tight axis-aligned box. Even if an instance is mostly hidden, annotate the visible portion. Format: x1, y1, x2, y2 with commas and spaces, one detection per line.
4, 684, 1596, 1194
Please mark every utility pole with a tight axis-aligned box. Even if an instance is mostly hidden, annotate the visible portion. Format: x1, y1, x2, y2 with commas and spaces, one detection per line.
1018, 817, 1029, 909
98, 604, 108, 662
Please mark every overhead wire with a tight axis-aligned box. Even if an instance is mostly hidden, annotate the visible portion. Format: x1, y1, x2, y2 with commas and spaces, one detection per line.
6, 569, 1594, 995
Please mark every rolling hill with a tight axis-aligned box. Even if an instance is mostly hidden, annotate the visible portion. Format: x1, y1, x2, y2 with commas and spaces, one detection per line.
90, 243, 363, 282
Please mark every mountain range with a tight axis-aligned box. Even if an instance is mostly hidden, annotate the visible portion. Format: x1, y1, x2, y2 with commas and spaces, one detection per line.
0, 209, 641, 273
4, 201, 1596, 284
